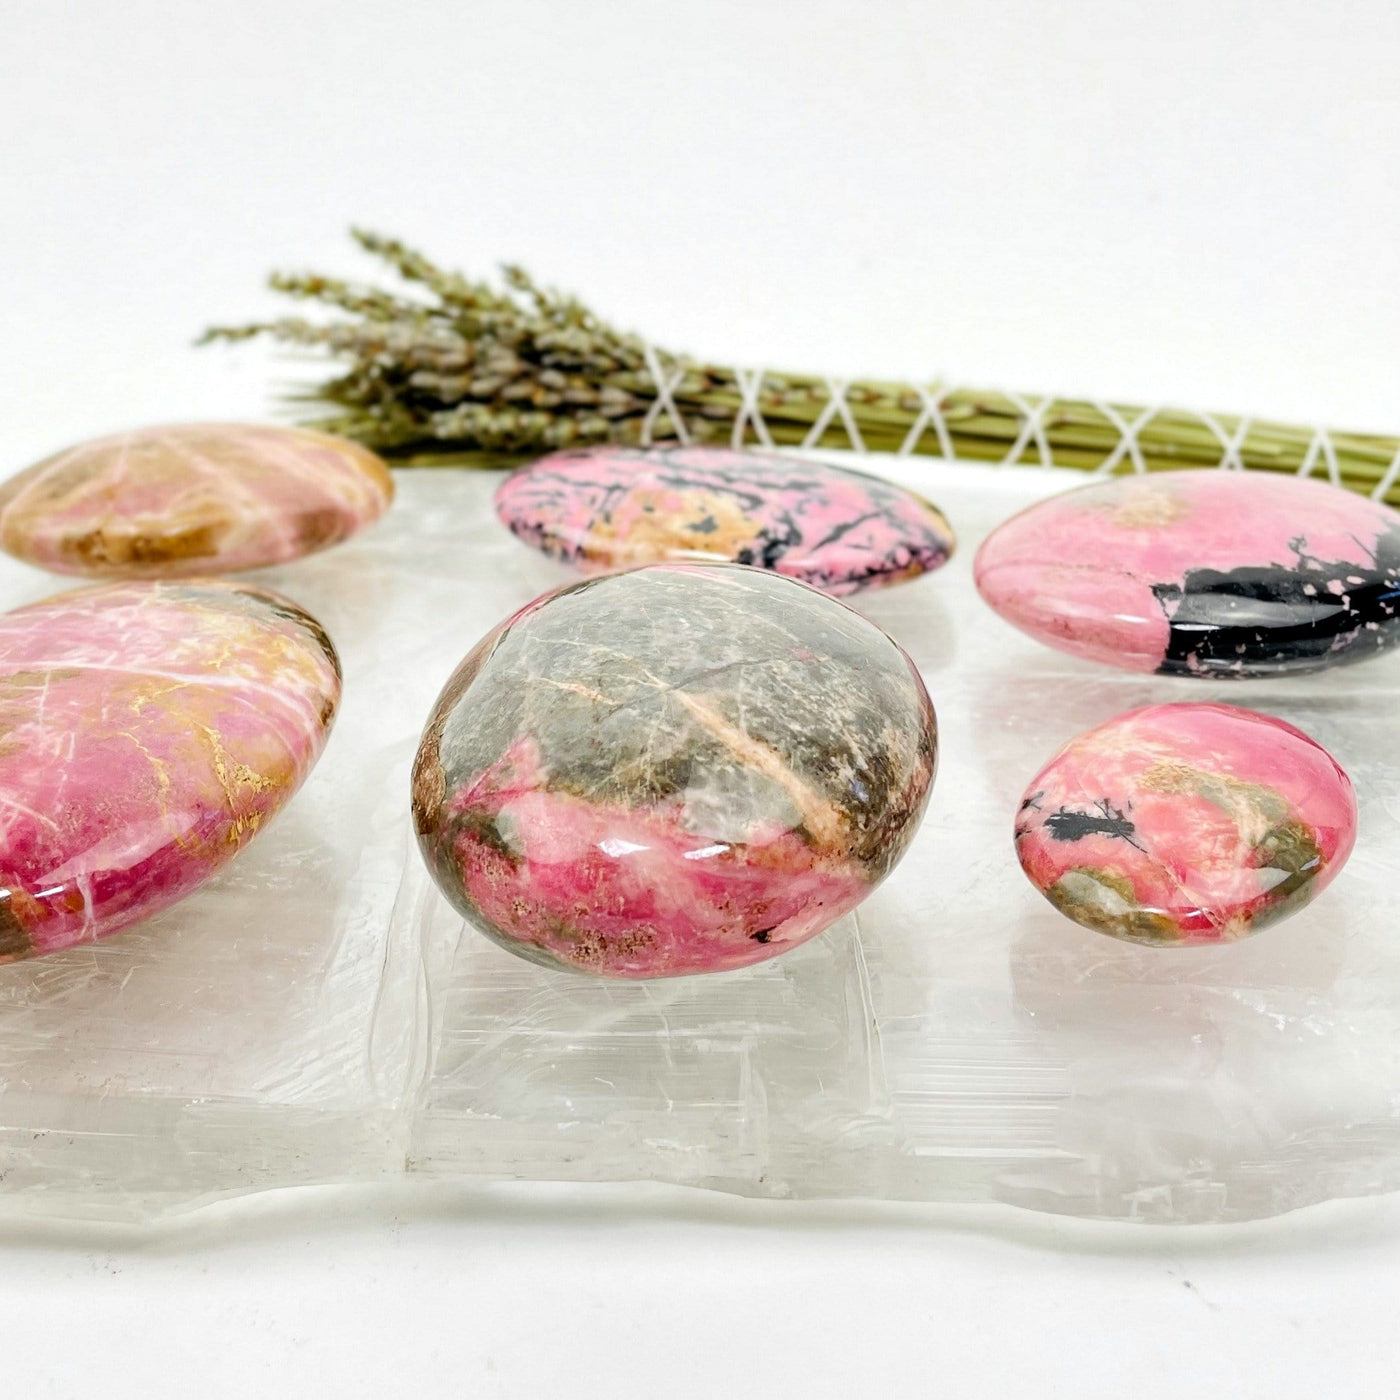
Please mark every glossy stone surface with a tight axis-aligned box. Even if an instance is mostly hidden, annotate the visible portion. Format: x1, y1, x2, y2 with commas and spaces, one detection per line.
1015, 703, 1356, 945
0, 423, 394, 578
0, 579, 340, 960
495, 445, 956, 595
412, 561, 937, 978
975, 470, 1400, 677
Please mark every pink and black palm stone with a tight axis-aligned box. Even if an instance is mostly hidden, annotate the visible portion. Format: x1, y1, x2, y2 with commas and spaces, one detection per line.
1015, 703, 1356, 946
411, 562, 937, 978
975, 470, 1400, 677
494, 445, 956, 595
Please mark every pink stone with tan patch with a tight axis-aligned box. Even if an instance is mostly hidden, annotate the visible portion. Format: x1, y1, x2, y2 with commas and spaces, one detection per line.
494, 445, 956, 595
0, 423, 394, 578
1015, 703, 1356, 945
0, 579, 341, 961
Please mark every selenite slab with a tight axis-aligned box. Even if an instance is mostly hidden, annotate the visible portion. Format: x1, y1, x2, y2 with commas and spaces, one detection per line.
0, 459, 1394, 1224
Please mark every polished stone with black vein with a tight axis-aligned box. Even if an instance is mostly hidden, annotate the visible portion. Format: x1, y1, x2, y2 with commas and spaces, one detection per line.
975, 470, 1400, 677
1015, 703, 1357, 945
494, 444, 956, 596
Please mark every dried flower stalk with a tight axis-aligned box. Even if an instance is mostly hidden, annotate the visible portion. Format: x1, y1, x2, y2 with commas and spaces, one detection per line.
201, 230, 1400, 503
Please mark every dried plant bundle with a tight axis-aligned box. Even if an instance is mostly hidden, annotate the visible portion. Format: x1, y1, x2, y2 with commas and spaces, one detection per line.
202, 230, 1400, 503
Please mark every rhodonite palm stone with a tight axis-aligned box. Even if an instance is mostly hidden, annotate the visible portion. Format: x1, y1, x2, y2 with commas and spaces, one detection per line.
0, 423, 394, 578
494, 445, 956, 595
974, 470, 1400, 677
411, 562, 937, 977
0, 579, 340, 961
1015, 703, 1356, 945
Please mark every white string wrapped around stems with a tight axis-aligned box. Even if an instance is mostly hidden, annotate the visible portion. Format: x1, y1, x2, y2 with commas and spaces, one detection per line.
638, 352, 1400, 503
205, 234, 1400, 504
639, 342, 692, 447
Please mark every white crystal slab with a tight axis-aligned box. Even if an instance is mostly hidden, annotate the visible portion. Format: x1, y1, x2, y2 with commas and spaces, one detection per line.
0, 457, 1394, 1223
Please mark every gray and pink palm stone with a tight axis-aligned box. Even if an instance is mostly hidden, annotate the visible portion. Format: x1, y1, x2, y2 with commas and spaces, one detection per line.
412, 562, 938, 978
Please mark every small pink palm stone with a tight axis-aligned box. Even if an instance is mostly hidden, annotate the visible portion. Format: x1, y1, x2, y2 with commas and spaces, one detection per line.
412, 562, 938, 978
1015, 703, 1356, 945
0, 423, 393, 578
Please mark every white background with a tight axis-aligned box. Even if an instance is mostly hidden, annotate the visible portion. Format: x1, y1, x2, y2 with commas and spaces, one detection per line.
3, 1, 1400, 1395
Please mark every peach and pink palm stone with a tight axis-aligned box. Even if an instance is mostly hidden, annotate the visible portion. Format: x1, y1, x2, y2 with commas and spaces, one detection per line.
494, 445, 956, 595
1015, 703, 1356, 945
975, 470, 1400, 677
0, 423, 393, 578
412, 562, 938, 978
0, 579, 340, 961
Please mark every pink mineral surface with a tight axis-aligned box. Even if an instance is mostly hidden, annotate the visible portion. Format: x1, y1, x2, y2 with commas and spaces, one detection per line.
494, 444, 955, 595
0, 578, 341, 960
412, 562, 937, 978
975, 470, 1400, 677
0, 422, 394, 578
1015, 702, 1357, 945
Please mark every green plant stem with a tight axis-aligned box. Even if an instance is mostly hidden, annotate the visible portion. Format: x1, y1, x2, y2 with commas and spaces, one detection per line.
201, 231, 1400, 502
